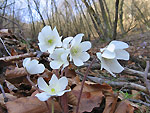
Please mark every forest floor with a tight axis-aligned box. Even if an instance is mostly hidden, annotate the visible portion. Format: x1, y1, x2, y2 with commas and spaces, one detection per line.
0, 29, 150, 113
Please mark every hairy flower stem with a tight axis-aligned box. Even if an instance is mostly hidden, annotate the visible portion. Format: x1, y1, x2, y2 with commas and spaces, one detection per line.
26, 75, 51, 113
76, 57, 96, 113
51, 99, 54, 113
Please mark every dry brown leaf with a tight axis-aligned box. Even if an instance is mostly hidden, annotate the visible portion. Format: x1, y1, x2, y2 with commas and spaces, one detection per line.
72, 91, 103, 113
72, 82, 110, 113
5, 67, 27, 80
6, 96, 62, 113
0, 93, 17, 108
114, 100, 134, 113
65, 68, 77, 78
67, 91, 78, 106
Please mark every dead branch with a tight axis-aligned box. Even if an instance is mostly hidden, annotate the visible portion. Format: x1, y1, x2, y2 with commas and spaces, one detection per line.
76, 71, 148, 94
81, 63, 150, 79
0, 52, 37, 63
87, 76, 148, 94
143, 61, 150, 94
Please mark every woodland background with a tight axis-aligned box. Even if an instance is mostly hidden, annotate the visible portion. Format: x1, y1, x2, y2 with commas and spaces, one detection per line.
0, 0, 150, 113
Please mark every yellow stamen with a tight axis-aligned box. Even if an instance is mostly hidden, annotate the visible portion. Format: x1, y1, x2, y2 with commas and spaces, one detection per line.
51, 88, 55, 93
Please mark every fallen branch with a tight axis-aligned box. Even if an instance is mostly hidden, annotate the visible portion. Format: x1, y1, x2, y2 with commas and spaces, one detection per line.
81, 63, 150, 79
0, 52, 50, 64
76, 71, 148, 94
0, 52, 37, 63
143, 61, 150, 95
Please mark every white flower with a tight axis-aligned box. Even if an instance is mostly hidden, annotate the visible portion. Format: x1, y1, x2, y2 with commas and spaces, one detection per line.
35, 74, 71, 101
69, 33, 91, 66
23, 58, 45, 75
50, 48, 69, 70
96, 40, 129, 77
38, 26, 62, 54
62, 37, 73, 49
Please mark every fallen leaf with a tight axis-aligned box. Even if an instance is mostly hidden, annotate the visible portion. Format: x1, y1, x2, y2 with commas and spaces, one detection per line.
0, 93, 17, 108
114, 100, 134, 113
6, 96, 62, 113
5, 67, 27, 80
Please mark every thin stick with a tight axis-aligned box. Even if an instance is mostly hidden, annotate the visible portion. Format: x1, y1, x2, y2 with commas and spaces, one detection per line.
0, 37, 11, 56
0, 37, 18, 67
76, 57, 96, 113
0, 83, 8, 102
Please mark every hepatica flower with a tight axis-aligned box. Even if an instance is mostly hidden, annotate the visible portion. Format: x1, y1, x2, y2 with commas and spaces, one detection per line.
96, 41, 129, 77
69, 33, 91, 66
50, 48, 69, 70
35, 74, 71, 101
38, 26, 62, 54
23, 58, 45, 75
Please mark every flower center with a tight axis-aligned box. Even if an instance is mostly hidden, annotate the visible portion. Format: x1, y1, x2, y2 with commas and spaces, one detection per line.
51, 88, 56, 93
71, 46, 81, 56
48, 39, 53, 45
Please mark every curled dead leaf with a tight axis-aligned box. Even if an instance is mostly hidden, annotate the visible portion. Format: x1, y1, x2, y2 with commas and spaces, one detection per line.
5, 67, 27, 80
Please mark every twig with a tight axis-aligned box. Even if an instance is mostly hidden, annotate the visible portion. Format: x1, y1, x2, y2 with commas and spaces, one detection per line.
0, 52, 37, 63
80, 63, 150, 79
0, 83, 8, 102
143, 61, 150, 95
26, 75, 39, 91
76, 56, 96, 113
128, 99, 150, 107
86, 75, 148, 94
0, 37, 18, 67
0, 37, 11, 56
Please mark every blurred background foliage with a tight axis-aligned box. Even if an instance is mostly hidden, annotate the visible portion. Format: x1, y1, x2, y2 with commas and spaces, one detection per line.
0, 0, 150, 42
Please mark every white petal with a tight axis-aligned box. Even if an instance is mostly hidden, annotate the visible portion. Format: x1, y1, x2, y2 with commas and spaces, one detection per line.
38, 43, 50, 52
35, 64, 45, 74
50, 61, 63, 69
73, 57, 84, 66
100, 57, 116, 77
62, 61, 69, 70
101, 49, 116, 59
61, 52, 69, 62
104, 58, 124, 73
39, 26, 52, 40
61, 53, 69, 69
115, 50, 129, 60
96, 52, 102, 61
80, 41, 91, 51
80, 52, 90, 62
41, 26, 52, 36
50, 48, 65, 60
30, 59, 39, 65
49, 74, 59, 86
110, 40, 129, 49
25, 59, 44, 74
35, 92, 51, 101
38, 32, 45, 43
53, 27, 60, 38
71, 33, 84, 46
58, 76, 68, 91
107, 43, 115, 52
23, 58, 31, 68
56, 36, 62, 47
63, 37, 73, 49
55, 89, 71, 96
38, 77, 49, 92
47, 45, 56, 54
